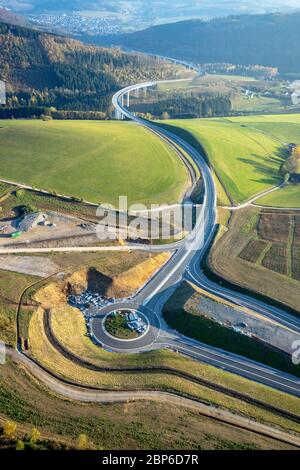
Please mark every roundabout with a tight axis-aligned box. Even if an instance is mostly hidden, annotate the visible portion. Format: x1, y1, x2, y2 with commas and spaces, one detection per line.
91, 302, 161, 351
85, 76, 300, 395
103, 309, 150, 342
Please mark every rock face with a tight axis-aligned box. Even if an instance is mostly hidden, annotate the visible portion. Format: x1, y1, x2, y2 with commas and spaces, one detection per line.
65, 268, 113, 296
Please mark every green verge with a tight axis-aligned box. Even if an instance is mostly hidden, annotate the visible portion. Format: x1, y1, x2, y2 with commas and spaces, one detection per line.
163, 282, 300, 378
104, 313, 138, 340
0, 120, 189, 207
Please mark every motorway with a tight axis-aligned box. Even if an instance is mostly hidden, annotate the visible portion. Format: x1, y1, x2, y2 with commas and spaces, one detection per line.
89, 76, 300, 398
4, 63, 298, 405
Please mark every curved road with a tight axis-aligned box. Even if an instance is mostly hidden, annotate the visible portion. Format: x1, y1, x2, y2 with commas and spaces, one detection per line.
8, 62, 300, 418
6, 347, 300, 448
89, 76, 300, 398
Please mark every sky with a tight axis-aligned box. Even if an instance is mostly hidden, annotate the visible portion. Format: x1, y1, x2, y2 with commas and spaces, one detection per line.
0, 0, 300, 18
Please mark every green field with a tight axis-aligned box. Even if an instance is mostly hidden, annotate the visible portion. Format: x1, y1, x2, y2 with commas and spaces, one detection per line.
162, 114, 300, 206
0, 120, 189, 207
231, 95, 283, 112
256, 185, 300, 208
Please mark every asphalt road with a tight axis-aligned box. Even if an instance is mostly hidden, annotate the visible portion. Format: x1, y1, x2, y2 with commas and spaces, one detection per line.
6, 346, 300, 448
89, 77, 300, 398
4, 62, 298, 405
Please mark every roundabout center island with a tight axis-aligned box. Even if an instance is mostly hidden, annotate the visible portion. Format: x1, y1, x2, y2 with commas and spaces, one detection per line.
103, 309, 150, 341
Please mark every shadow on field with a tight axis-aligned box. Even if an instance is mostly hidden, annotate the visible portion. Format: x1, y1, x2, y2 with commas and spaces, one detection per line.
238, 149, 283, 185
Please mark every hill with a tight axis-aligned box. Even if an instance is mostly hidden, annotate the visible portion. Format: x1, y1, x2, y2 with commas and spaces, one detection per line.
0, 21, 186, 114
0, 120, 189, 206
97, 12, 300, 74
159, 114, 300, 207
0, 7, 27, 26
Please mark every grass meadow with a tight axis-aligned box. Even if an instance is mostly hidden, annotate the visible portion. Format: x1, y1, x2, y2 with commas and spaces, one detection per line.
0, 120, 189, 207
163, 114, 300, 206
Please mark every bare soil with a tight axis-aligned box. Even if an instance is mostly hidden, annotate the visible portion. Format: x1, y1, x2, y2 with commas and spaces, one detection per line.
210, 207, 300, 313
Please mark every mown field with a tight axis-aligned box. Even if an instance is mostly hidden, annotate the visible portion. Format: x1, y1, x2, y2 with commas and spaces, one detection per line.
257, 185, 300, 208
0, 120, 189, 207
162, 114, 300, 206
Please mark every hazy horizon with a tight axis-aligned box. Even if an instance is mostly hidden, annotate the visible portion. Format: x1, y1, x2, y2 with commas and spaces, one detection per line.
1, 0, 299, 19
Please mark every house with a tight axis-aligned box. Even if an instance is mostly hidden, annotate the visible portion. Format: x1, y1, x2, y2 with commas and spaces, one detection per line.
290, 80, 300, 105
291, 92, 300, 105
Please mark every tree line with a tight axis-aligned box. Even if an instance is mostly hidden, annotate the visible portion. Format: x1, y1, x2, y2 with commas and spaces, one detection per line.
280, 145, 300, 183
143, 94, 231, 119
0, 106, 109, 120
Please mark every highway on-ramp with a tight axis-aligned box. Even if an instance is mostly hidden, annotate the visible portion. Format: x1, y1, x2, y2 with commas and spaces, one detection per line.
89, 76, 300, 398
7, 62, 300, 408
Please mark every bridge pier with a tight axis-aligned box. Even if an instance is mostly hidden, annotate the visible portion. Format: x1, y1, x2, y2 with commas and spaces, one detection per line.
114, 108, 120, 120
126, 91, 130, 107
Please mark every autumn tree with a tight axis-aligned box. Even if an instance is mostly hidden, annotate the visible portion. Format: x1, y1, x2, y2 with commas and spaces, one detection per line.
29, 427, 41, 446
2, 420, 17, 439
161, 111, 170, 120
76, 434, 89, 450
280, 145, 300, 182
292, 145, 300, 158
16, 440, 25, 450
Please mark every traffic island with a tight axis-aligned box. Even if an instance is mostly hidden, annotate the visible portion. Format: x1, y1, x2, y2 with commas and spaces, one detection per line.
104, 309, 149, 340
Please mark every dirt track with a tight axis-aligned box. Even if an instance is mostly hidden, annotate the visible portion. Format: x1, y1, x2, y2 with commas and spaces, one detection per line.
6, 347, 300, 448
0, 255, 58, 277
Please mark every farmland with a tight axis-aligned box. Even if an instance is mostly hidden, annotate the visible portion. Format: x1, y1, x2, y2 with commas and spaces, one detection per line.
262, 243, 288, 275
0, 120, 189, 207
239, 239, 270, 264
257, 212, 291, 243
162, 114, 300, 206
209, 207, 300, 312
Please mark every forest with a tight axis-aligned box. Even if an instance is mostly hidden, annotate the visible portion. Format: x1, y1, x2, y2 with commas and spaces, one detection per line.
0, 22, 184, 115
98, 12, 300, 74
142, 94, 231, 119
